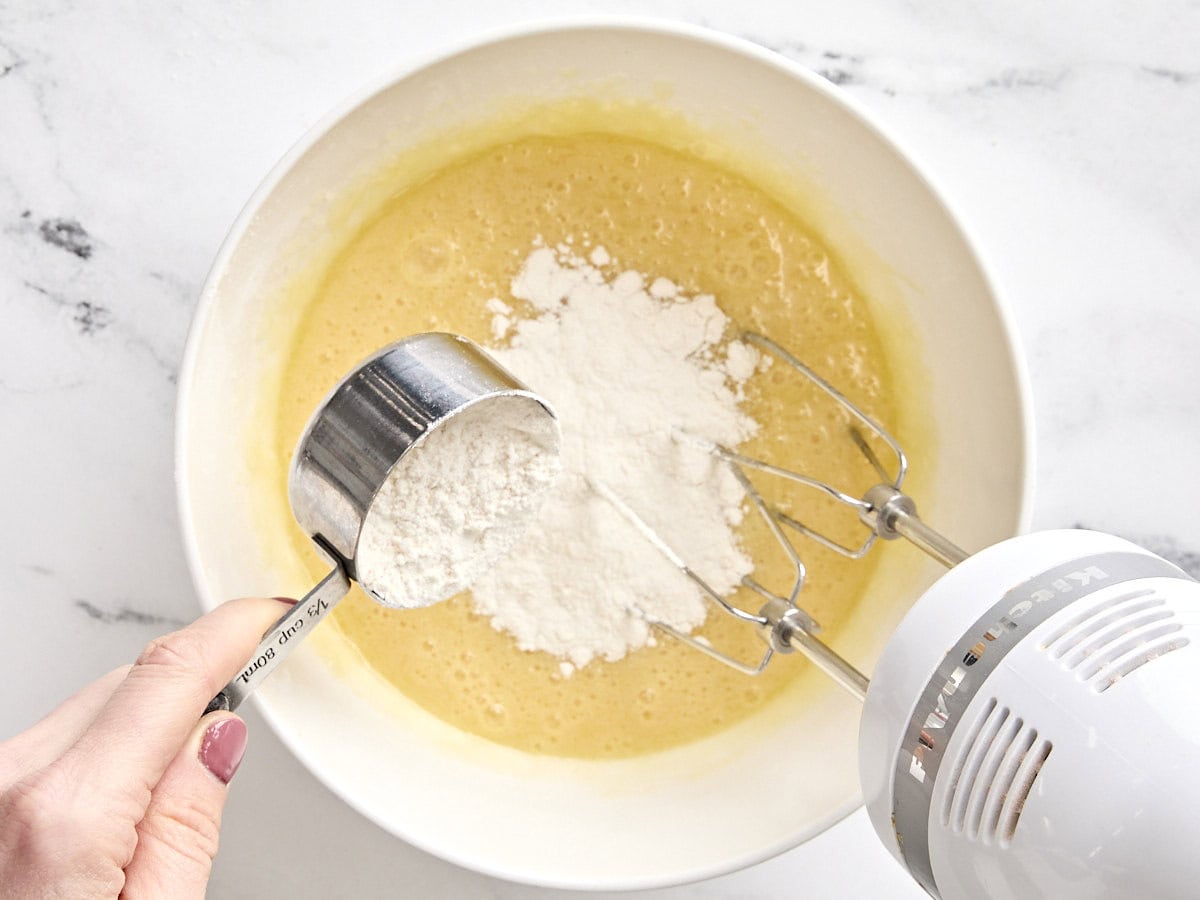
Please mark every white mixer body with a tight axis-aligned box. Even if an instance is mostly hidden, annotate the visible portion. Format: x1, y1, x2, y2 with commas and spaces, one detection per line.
860, 530, 1200, 899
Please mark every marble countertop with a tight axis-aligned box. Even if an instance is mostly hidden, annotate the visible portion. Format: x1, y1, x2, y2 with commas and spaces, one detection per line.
2, 2, 1197, 897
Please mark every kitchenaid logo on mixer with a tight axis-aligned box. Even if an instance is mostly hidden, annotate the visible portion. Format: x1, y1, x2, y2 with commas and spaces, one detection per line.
906, 564, 1110, 783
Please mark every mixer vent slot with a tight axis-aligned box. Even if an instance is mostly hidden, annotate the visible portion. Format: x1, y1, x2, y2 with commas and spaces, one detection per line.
940, 700, 1051, 847
1038, 588, 1187, 692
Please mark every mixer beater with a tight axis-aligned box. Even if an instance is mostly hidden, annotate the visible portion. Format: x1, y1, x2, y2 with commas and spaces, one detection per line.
599, 330, 968, 699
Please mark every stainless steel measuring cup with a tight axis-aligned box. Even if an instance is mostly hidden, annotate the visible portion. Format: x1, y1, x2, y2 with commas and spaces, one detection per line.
205, 332, 557, 713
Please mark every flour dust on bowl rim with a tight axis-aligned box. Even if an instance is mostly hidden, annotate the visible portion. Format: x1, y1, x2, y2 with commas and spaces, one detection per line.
175, 19, 1032, 890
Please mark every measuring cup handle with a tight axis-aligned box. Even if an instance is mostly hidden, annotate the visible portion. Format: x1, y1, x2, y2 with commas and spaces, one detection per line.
204, 565, 352, 715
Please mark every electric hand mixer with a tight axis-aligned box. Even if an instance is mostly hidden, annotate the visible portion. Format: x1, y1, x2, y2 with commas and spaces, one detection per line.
220, 330, 1198, 899
600, 330, 1200, 899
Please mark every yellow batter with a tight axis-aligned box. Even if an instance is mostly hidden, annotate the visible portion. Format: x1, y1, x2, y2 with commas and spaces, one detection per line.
270, 130, 896, 758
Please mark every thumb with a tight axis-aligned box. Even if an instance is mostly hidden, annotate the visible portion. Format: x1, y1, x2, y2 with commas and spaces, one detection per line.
121, 712, 248, 898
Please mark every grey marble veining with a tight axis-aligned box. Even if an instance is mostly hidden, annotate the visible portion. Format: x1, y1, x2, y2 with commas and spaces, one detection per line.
1, 2, 1197, 898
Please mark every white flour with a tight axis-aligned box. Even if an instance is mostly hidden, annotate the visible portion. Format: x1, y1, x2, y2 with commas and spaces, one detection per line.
472, 243, 762, 670
356, 394, 561, 609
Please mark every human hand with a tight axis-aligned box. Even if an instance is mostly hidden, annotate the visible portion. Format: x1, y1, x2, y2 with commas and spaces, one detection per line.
0, 596, 295, 899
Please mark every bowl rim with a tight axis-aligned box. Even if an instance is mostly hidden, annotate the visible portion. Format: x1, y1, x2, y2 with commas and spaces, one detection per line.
174, 15, 1036, 890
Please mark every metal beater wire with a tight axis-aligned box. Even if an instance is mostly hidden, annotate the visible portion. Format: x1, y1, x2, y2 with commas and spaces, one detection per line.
590, 478, 775, 676
743, 331, 909, 490
591, 330, 918, 679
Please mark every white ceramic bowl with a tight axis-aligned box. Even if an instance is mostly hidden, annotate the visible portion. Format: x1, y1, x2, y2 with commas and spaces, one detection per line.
176, 20, 1032, 890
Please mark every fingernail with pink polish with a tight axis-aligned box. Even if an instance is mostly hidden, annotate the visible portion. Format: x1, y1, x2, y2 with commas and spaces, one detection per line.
272, 596, 299, 605
200, 718, 248, 784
